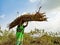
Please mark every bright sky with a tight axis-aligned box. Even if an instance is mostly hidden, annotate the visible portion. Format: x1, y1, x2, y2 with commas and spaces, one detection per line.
0, 0, 60, 33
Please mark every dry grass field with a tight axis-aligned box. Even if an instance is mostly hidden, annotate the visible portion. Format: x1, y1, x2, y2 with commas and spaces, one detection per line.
0, 28, 60, 45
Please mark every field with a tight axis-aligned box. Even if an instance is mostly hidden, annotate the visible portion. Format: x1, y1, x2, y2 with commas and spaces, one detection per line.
0, 28, 60, 45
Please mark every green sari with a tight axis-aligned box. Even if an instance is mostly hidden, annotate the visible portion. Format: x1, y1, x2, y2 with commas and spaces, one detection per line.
16, 25, 24, 45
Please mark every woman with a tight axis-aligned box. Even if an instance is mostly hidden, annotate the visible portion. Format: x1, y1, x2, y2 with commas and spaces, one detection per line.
16, 22, 28, 45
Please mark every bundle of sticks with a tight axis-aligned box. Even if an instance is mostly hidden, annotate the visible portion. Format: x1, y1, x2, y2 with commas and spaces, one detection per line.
8, 7, 47, 29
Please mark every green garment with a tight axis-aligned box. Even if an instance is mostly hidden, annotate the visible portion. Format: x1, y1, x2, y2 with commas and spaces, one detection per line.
16, 25, 24, 45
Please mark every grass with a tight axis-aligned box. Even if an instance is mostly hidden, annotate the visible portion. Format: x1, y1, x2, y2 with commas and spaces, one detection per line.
0, 28, 60, 45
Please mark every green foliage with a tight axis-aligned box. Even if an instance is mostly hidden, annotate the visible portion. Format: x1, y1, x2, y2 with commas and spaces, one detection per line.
0, 29, 60, 45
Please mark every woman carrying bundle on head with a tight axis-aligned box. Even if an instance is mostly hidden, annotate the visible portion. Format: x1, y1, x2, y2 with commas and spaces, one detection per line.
16, 22, 28, 45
